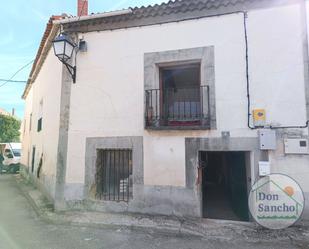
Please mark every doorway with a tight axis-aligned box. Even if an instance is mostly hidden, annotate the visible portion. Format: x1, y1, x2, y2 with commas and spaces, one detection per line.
200, 151, 249, 221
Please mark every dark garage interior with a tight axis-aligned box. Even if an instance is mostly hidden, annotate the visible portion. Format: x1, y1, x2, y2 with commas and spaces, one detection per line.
200, 151, 249, 221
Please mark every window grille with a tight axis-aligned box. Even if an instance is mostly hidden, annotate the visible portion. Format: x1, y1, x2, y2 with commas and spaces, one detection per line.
96, 149, 133, 202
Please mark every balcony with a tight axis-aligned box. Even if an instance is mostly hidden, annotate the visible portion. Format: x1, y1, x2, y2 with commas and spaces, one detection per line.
145, 85, 210, 130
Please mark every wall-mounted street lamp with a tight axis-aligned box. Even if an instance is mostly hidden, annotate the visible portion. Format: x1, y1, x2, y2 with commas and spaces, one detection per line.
52, 33, 77, 83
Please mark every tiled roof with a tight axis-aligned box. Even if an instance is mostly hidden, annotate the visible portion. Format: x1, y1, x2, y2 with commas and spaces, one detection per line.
64, 0, 300, 32
131, 0, 299, 17
131, 0, 247, 17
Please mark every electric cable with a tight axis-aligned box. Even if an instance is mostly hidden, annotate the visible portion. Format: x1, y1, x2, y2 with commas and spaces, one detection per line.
0, 59, 34, 89
0, 79, 27, 83
242, 12, 309, 130
242, 11, 256, 130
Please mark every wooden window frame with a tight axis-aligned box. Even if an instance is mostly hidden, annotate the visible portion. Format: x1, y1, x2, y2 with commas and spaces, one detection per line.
159, 62, 202, 127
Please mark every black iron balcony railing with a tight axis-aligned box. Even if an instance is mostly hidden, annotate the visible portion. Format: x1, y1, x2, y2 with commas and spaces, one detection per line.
145, 85, 210, 129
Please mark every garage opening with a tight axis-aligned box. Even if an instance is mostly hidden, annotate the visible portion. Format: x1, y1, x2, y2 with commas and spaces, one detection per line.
200, 151, 249, 221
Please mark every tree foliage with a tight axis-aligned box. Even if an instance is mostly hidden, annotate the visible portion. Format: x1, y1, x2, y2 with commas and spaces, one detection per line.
0, 114, 21, 142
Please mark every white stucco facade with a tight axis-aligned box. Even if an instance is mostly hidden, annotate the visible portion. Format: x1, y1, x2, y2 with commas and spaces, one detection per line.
21, 48, 63, 199
22, 1, 309, 218
67, 4, 308, 185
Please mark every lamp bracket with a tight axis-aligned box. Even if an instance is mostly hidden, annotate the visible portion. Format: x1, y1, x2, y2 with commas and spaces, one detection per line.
62, 61, 76, 83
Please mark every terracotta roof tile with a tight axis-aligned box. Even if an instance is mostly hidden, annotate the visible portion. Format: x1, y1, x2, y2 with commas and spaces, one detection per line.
64, 0, 300, 32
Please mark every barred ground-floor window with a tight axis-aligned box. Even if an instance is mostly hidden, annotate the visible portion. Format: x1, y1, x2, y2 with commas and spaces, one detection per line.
96, 149, 133, 202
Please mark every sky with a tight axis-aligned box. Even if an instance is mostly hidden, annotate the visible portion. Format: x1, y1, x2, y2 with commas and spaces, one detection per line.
0, 0, 166, 118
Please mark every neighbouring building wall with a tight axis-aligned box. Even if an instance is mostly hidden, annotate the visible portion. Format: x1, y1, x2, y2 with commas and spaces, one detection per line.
63, 3, 309, 216
0, 108, 12, 116
21, 48, 63, 200
21, 88, 33, 167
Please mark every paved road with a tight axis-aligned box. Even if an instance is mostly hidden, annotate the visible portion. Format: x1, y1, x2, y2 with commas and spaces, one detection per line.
0, 174, 308, 249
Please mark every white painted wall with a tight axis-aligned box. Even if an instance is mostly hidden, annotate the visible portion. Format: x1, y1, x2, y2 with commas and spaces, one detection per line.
249, 3, 309, 191
248, 4, 307, 127
65, 2, 309, 192
67, 12, 247, 185
21, 87, 33, 167
67, 2, 309, 190
21, 48, 63, 198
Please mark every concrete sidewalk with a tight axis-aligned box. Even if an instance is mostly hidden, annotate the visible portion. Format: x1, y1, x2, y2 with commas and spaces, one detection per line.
15, 174, 309, 247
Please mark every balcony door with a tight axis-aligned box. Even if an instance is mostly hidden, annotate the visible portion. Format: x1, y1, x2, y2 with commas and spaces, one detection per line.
160, 63, 201, 126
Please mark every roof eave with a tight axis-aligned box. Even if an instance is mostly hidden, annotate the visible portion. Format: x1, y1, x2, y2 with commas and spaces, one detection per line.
53, 8, 133, 25
22, 16, 62, 99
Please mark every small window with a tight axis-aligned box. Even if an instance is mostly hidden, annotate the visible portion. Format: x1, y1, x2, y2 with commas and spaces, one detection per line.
37, 99, 43, 132
96, 149, 133, 202
37, 118, 42, 132
29, 113, 32, 131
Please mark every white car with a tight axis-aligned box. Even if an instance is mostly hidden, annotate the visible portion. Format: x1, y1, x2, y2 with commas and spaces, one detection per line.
0, 143, 21, 173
